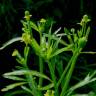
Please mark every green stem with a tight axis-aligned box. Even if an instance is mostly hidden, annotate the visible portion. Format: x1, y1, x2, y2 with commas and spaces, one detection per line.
47, 60, 59, 96
56, 52, 75, 88
39, 57, 43, 86
83, 23, 86, 36
27, 20, 32, 35
24, 46, 41, 96
39, 30, 44, 87
60, 49, 80, 96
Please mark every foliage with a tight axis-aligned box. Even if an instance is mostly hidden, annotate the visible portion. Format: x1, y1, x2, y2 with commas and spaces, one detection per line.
0, 11, 96, 96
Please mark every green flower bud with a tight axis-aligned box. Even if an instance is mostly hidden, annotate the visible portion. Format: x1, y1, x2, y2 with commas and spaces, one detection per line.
24, 11, 32, 21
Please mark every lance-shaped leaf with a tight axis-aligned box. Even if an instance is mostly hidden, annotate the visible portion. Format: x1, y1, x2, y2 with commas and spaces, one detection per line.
30, 21, 39, 32
3, 75, 25, 81
0, 37, 22, 50
67, 71, 96, 96
1, 82, 26, 92
3, 70, 52, 82
38, 83, 54, 91
50, 44, 72, 58
21, 86, 33, 95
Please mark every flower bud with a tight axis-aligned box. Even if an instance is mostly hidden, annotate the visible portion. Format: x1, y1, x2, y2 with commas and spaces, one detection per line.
24, 11, 32, 21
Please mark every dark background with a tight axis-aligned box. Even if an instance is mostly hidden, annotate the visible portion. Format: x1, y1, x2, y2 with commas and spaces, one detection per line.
0, 0, 96, 95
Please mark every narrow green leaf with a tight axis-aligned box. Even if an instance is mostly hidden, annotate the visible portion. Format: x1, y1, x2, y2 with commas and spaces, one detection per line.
0, 37, 22, 50
24, 46, 30, 59
1, 82, 26, 92
52, 37, 61, 52
64, 27, 73, 44
47, 23, 53, 47
50, 45, 72, 58
86, 26, 90, 38
38, 83, 54, 90
4, 90, 28, 96
3, 75, 25, 81
3, 70, 52, 82
21, 86, 33, 95
44, 33, 68, 46
54, 27, 61, 35
68, 72, 96, 95
30, 21, 39, 32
